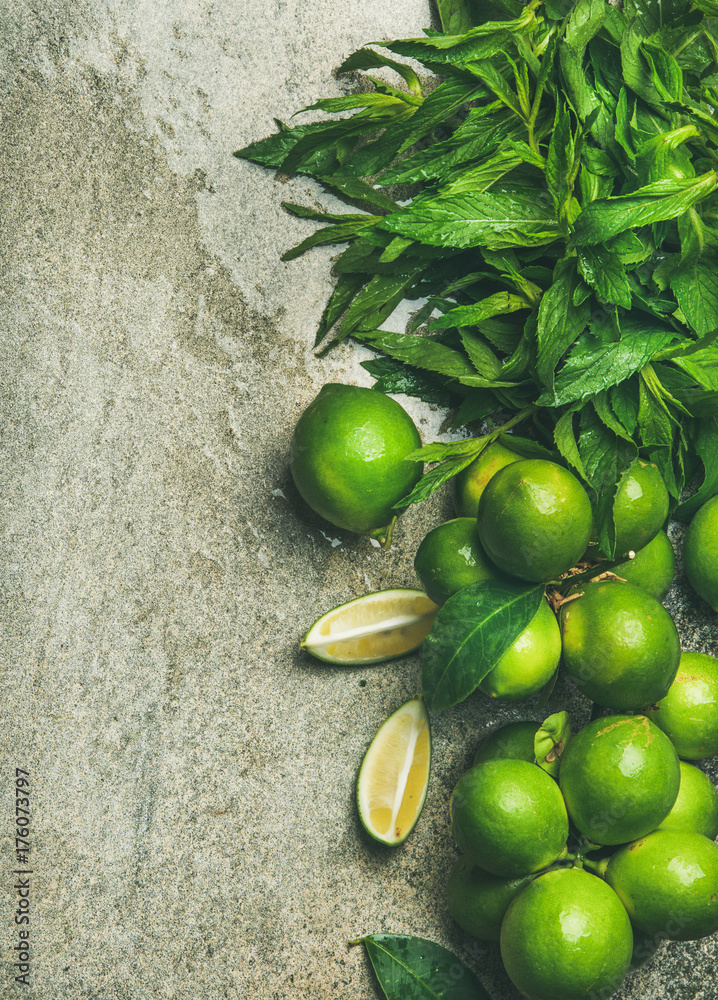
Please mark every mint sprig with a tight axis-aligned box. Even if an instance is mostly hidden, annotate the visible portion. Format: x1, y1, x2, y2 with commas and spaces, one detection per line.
235, 0, 718, 550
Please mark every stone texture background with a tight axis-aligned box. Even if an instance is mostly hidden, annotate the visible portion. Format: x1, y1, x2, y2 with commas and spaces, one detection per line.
1, 1, 716, 998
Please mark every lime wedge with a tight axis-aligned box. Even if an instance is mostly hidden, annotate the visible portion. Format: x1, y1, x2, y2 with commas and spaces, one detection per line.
301, 589, 439, 665
357, 697, 431, 846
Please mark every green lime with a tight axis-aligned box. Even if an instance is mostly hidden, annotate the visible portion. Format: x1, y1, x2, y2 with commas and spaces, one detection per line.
289, 383, 421, 544
559, 581, 680, 710
612, 529, 675, 601
657, 761, 718, 839
479, 599, 561, 702
450, 759, 568, 877
605, 830, 718, 940
684, 494, 718, 612
473, 721, 540, 766
500, 867, 633, 1000
454, 441, 520, 517
608, 458, 670, 557
645, 650, 718, 759
413, 517, 497, 605
446, 855, 534, 940
477, 459, 592, 582
558, 714, 680, 846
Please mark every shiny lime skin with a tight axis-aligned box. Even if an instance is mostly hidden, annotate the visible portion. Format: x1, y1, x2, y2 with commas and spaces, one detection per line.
289, 384, 421, 535
645, 651, 718, 759
559, 581, 680, 711
473, 721, 540, 766
605, 830, 718, 940
685, 494, 718, 611
558, 714, 680, 846
454, 441, 520, 517
657, 761, 718, 839
477, 460, 592, 582
610, 459, 669, 557
450, 759, 568, 877
413, 517, 497, 605
500, 868, 633, 1000
446, 855, 534, 940
613, 530, 675, 601
479, 600, 561, 702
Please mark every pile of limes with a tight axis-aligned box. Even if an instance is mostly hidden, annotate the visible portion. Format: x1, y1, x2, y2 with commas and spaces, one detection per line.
449, 712, 718, 1000
290, 383, 718, 1000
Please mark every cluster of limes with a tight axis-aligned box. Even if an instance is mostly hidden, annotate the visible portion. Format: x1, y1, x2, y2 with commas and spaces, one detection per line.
450, 712, 718, 1000
289, 383, 718, 1000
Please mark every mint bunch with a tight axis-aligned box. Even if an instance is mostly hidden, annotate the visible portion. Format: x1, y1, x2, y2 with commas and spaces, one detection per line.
236, 0, 718, 558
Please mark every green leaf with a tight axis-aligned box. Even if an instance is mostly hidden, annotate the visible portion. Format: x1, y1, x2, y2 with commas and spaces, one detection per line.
362, 358, 456, 406
460, 329, 503, 378
337, 47, 422, 95
380, 189, 560, 250
436, 0, 473, 35
535, 711, 572, 778
360, 934, 492, 1000
675, 417, 718, 518
314, 272, 367, 346
340, 271, 424, 340
281, 218, 380, 261
572, 172, 718, 246
554, 410, 587, 477
577, 246, 632, 309
346, 78, 486, 178
430, 291, 530, 330
578, 406, 638, 557
535, 258, 590, 390
536, 326, 678, 406
670, 253, 718, 335
355, 330, 479, 380
422, 581, 545, 711
393, 452, 479, 508
547, 103, 582, 232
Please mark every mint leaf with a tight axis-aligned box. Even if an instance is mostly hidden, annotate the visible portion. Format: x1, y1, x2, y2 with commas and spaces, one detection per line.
537, 326, 678, 406
675, 417, 718, 518
380, 190, 560, 250
670, 253, 718, 335
572, 172, 718, 246
577, 246, 632, 309
535, 258, 590, 391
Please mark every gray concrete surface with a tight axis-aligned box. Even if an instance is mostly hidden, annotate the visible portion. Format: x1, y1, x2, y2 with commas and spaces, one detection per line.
1, 2, 716, 998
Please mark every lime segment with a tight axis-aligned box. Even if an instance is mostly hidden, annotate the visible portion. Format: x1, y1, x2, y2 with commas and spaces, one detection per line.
357, 697, 431, 845
301, 589, 439, 665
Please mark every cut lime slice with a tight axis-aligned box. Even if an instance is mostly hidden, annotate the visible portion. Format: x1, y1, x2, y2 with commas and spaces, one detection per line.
301, 589, 439, 665
357, 696, 431, 846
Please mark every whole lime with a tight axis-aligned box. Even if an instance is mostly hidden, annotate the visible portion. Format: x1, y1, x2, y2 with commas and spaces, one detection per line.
645, 650, 718, 759
450, 759, 568, 877
446, 855, 534, 940
608, 458, 670, 557
684, 494, 718, 611
413, 518, 497, 605
605, 830, 718, 940
479, 599, 561, 701
558, 714, 680, 846
500, 868, 633, 1000
559, 581, 680, 710
289, 383, 421, 543
454, 440, 520, 517
477, 459, 592, 582
612, 529, 675, 601
657, 761, 718, 839
473, 721, 540, 766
